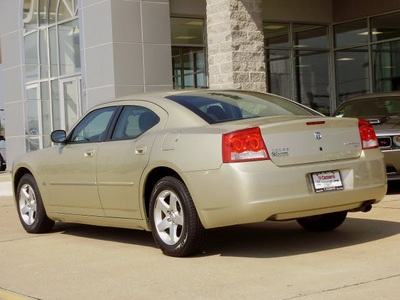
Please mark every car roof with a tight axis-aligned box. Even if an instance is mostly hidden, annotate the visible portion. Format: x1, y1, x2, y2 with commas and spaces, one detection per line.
90, 89, 322, 115
344, 91, 400, 102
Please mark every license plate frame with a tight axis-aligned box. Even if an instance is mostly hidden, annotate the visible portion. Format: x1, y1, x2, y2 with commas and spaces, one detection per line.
311, 170, 344, 193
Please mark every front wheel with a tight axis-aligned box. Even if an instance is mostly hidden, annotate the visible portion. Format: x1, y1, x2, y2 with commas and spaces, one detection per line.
16, 174, 55, 233
297, 211, 347, 232
149, 176, 206, 257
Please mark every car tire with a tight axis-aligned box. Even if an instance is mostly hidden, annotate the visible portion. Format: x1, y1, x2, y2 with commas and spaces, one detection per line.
149, 176, 206, 257
297, 211, 347, 232
16, 174, 55, 233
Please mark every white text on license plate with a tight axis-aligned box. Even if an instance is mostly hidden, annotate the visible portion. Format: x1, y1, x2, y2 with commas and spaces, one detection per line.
311, 170, 343, 193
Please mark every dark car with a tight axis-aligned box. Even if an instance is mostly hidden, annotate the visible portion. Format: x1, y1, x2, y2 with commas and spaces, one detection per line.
333, 92, 400, 180
0, 135, 6, 171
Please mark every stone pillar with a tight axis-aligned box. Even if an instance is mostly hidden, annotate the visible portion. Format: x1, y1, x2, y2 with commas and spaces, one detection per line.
206, 0, 266, 92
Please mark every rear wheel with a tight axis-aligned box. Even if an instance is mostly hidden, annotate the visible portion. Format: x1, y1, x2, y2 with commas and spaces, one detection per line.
297, 211, 347, 232
16, 174, 54, 233
149, 176, 206, 257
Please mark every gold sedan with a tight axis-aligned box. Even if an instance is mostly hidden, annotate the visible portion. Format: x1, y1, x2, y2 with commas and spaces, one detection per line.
13, 90, 387, 256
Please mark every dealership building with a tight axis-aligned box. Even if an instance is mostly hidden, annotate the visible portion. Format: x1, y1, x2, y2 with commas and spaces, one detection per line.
0, 0, 399, 169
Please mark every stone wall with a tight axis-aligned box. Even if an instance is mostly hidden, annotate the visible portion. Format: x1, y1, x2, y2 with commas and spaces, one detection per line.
206, 0, 266, 92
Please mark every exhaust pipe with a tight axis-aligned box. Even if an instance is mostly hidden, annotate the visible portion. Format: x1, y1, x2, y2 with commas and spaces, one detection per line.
359, 203, 372, 212
350, 200, 374, 213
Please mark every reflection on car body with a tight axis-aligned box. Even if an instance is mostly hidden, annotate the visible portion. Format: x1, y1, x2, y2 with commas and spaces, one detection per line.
13, 90, 387, 256
334, 92, 400, 180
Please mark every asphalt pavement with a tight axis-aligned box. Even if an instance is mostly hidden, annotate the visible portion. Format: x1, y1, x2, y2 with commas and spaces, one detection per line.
0, 171, 399, 300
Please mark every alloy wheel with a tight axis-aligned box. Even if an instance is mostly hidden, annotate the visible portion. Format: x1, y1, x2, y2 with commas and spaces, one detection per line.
153, 190, 184, 245
19, 183, 37, 226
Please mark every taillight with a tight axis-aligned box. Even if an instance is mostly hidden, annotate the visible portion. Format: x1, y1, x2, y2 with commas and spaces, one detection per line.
358, 119, 379, 149
222, 127, 269, 163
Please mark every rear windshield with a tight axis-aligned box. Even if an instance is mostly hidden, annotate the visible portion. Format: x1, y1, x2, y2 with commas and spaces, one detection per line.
166, 91, 314, 124
334, 96, 400, 118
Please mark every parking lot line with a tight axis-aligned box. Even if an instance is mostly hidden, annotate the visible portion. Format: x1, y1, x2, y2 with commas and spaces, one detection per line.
0, 289, 37, 300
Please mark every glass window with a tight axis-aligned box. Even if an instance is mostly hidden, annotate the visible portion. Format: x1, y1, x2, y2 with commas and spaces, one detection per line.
23, 0, 38, 32
49, 26, 58, 76
265, 49, 291, 99
51, 80, 60, 130
112, 106, 160, 140
58, 0, 73, 22
49, 0, 57, 24
59, 19, 81, 75
26, 86, 40, 151
294, 51, 330, 115
39, 0, 48, 26
264, 23, 329, 114
264, 23, 290, 47
24, 32, 39, 82
171, 17, 206, 90
293, 24, 328, 49
371, 12, 400, 42
40, 82, 51, 147
335, 47, 370, 103
23, 0, 82, 152
39, 29, 49, 79
171, 17, 204, 45
41, 99, 51, 148
373, 40, 400, 92
62, 79, 80, 131
166, 91, 312, 124
334, 19, 368, 48
172, 47, 206, 89
172, 48, 182, 89
70, 107, 117, 143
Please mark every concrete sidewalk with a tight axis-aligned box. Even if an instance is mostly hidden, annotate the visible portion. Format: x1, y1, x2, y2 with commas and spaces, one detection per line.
0, 172, 12, 197
1, 175, 399, 300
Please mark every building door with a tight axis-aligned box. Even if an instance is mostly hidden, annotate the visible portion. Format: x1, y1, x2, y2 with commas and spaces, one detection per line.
60, 77, 82, 131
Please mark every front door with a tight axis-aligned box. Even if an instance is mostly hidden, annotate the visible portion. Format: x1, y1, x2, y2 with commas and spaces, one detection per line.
46, 106, 118, 216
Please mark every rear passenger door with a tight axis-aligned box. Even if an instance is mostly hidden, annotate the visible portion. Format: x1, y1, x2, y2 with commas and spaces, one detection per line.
96, 102, 167, 219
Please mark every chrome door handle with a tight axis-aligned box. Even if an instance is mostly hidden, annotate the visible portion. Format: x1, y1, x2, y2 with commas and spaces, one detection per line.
135, 146, 147, 155
84, 149, 95, 158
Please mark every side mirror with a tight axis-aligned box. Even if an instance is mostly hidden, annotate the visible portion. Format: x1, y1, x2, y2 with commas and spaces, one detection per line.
51, 130, 67, 143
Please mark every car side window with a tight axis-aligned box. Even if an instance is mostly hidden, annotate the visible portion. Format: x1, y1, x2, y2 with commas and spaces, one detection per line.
70, 107, 118, 143
112, 106, 160, 140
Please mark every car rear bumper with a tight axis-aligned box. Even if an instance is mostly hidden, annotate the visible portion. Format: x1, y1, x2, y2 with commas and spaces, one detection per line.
183, 149, 387, 229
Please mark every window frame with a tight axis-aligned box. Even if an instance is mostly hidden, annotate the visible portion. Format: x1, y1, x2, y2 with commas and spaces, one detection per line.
23, 0, 83, 151
68, 106, 120, 144
111, 105, 161, 141
170, 16, 208, 89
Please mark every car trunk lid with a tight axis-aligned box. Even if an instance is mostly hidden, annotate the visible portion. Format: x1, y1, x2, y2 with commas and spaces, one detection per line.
259, 117, 363, 166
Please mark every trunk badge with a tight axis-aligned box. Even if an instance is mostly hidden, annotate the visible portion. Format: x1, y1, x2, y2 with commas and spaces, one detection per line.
314, 132, 322, 140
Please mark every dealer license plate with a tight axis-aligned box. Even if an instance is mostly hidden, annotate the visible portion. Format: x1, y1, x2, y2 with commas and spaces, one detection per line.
311, 170, 343, 193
